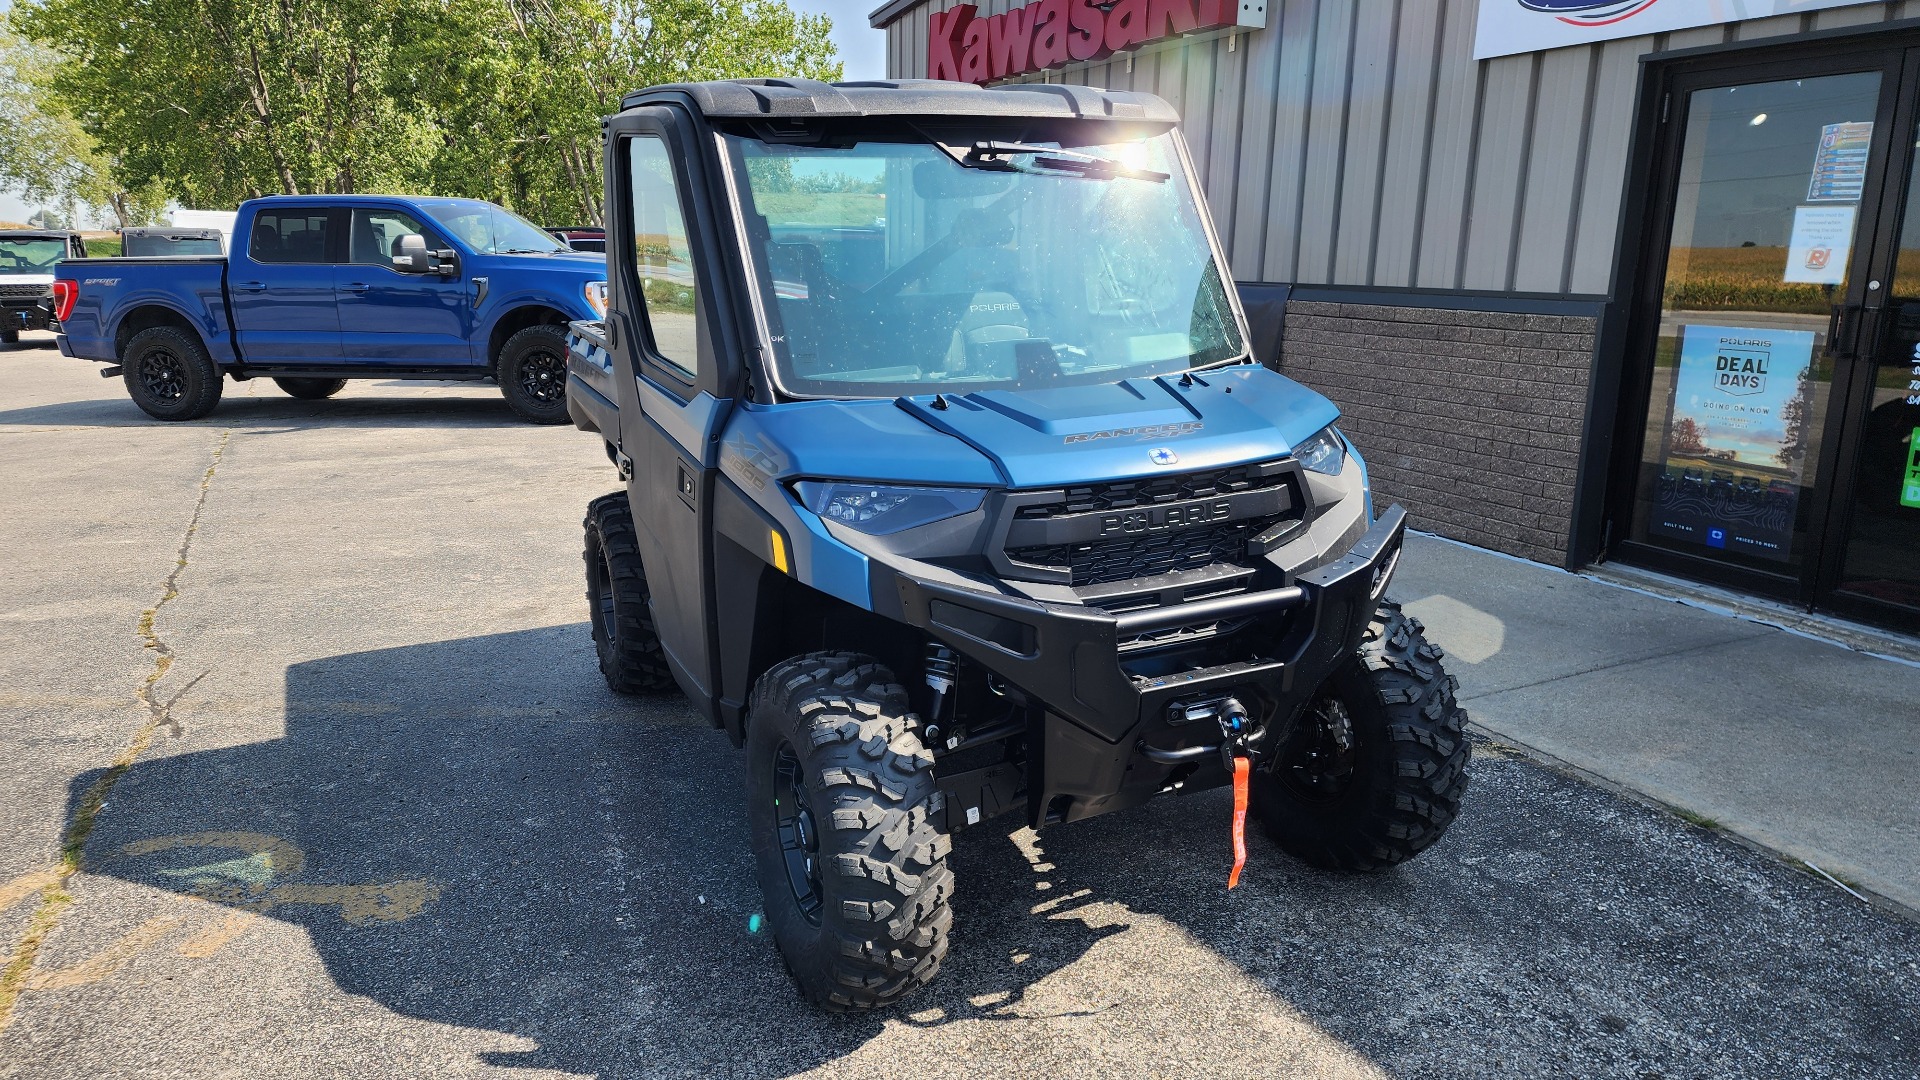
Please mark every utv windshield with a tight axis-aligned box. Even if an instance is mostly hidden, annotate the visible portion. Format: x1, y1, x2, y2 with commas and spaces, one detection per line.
722, 129, 1244, 397
0, 238, 67, 273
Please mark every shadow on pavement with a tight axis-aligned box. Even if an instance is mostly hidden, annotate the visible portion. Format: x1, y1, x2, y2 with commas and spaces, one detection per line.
0, 392, 538, 430
66, 626, 1920, 1077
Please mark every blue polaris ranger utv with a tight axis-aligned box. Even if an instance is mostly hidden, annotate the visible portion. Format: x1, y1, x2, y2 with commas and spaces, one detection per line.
569, 78, 1468, 1011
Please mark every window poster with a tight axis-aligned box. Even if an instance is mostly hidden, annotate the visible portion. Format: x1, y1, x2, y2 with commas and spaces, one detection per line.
1784, 206, 1855, 286
1649, 325, 1818, 562
1808, 122, 1873, 203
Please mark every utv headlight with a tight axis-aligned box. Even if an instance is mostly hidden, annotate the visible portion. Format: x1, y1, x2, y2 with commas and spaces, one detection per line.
796, 482, 986, 536
584, 280, 610, 318
1293, 424, 1347, 475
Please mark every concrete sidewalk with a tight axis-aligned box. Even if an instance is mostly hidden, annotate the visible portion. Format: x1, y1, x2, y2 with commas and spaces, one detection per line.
1394, 533, 1920, 916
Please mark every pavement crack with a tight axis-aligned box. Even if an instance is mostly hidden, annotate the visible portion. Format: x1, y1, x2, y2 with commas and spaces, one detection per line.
0, 430, 232, 1033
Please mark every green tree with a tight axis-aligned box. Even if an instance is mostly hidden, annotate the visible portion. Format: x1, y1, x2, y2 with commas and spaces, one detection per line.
12, 0, 839, 225
0, 26, 166, 227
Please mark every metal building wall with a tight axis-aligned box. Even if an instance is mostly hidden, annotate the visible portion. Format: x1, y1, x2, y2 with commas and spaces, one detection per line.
882, 0, 1920, 297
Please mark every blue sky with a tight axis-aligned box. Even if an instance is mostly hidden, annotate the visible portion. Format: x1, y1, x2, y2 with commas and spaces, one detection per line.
0, 0, 887, 225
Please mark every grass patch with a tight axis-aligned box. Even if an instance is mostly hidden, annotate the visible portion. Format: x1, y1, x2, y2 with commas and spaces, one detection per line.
1672, 807, 1722, 831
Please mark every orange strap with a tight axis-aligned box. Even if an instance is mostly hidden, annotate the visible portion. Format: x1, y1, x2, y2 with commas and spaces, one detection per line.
1228, 755, 1250, 889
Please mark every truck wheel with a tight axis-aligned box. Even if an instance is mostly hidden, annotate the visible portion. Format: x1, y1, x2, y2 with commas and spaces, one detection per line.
1254, 600, 1469, 872
583, 491, 675, 693
746, 653, 952, 1012
496, 324, 570, 424
273, 377, 347, 400
1, 327, 18, 345
123, 326, 223, 421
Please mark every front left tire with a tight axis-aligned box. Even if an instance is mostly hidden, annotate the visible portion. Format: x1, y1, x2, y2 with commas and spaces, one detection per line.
496, 324, 570, 424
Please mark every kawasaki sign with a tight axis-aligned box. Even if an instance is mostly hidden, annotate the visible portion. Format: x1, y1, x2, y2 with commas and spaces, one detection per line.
928, 0, 1265, 84
1476, 1, 1881, 60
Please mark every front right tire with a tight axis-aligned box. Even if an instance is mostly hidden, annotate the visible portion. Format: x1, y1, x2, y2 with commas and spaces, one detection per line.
123, 326, 223, 421
746, 653, 952, 1012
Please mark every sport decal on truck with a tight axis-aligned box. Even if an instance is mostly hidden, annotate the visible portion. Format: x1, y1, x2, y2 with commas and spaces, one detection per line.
83, 277, 120, 286
1063, 421, 1202, 445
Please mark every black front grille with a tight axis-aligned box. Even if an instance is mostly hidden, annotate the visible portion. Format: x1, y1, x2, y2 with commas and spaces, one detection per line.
1005, 461, 1301, 587
0, 284, 49, 298
1014, 461, 1285, 520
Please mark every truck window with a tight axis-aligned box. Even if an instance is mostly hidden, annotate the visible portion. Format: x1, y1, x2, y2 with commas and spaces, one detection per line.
626, 136, 700, 375
250, 210, 334, 264
349, 209, 431, 266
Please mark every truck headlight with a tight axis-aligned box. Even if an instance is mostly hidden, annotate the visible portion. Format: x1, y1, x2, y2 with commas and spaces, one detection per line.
795, 482, 986, 536
1293, 424, 1347, 475
584, 280, 609, 318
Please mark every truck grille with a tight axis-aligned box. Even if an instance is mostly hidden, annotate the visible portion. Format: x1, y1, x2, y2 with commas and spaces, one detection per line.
0, 284, 49, 298
1004, 461, 1302, 587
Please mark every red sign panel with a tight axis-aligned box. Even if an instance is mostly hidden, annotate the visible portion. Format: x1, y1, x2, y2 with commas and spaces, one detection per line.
929, 0, 1247, 85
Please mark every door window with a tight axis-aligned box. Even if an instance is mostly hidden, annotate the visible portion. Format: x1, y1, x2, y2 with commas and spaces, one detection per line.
1835, 130, 1920, 614
349, 209, 431, 268
1627, 73, 1884, 573
250, 210, 335, 264
626, 136, 700, 374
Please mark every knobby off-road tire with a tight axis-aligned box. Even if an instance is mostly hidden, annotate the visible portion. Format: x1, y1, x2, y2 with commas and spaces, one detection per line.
1254, 599, 1469, 872
273, 376, 348, 400
123, 326, 223, 421
1, 326, 18, 345
747, 653, 952, 1012
582, 492, 674, 693
497, 324, 570, 424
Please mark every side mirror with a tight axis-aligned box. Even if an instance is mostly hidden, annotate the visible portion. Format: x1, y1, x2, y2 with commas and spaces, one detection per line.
392, 234, 459, 276
392, 233, 431, 274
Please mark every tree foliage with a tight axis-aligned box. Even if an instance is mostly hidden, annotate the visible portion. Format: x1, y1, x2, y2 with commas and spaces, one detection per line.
0, 26, 167, 227
9, 0, 839, 225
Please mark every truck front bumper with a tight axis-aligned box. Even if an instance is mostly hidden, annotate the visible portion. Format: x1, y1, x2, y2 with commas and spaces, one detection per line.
893, 504, 1408, 829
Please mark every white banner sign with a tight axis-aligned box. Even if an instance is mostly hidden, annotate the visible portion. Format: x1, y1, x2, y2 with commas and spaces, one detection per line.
1475, 1, 1882, 60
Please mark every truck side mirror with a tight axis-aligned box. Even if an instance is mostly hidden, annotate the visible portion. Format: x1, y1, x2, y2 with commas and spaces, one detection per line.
392, 233, 431, 274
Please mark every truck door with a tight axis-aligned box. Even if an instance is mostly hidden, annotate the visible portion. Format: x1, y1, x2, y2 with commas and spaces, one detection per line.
337, 205, 473, 367
605, 108, 745, 705
231, 207, 345, 364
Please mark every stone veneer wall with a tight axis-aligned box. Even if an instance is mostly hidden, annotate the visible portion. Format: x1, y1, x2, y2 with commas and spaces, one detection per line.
1277, 300, 1601, 567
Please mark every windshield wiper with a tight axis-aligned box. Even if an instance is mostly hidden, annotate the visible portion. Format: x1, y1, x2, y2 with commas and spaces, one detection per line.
937, 140, 1168, 183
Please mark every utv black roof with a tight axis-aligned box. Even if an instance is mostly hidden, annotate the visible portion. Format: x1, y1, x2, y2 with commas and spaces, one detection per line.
617, 78, 1178, 126
0, 230, 81, 240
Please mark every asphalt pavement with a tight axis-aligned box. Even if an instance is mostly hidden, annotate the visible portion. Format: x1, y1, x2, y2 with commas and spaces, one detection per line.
2, 332, 1916, 1079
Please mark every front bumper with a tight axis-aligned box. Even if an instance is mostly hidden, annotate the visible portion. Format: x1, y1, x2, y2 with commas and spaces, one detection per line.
894, 504, 1408, 828
3, 299, 50, 333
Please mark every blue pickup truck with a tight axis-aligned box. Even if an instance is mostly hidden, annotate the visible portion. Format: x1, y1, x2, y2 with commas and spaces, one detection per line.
52, 195, 608, 423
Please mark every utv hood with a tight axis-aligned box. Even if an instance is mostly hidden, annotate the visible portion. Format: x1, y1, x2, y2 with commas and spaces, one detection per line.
894, 365, 1340, 488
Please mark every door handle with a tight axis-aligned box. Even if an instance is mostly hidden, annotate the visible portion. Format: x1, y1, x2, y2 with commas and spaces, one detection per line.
340, 282, 370, 293
1826, 302, 1862, 358
234, 281, 266, 292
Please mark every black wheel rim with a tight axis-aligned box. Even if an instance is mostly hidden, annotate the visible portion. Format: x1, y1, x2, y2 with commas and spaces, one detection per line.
771, 741, 824, 925
518, 349, 565, 404
138, 348, 187, 403
1278, 697, 1359, 803
590, 545, 617, 645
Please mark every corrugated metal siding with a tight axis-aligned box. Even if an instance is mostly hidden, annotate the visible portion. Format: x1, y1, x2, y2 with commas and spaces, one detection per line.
882, 0, 1920, 296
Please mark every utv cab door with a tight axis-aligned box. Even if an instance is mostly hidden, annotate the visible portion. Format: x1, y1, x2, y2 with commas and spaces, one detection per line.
605, 106, 743, 709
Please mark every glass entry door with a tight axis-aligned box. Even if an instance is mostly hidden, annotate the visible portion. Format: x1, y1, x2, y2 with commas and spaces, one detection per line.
1615, 46, 1920, 634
